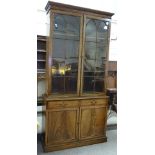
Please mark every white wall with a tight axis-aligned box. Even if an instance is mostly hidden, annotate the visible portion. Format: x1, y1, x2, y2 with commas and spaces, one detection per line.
37, 112, 45, 134
37, 80, 46, 97
37, 0, 117, 12
109, 20, 118, 60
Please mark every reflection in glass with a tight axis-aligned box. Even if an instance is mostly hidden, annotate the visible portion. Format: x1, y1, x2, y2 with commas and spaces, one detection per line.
51, 14, 80, 94
52, 39, 79, 58
84, 59, 95, 71
54, 14, 80, 36
85, 42, 96, 59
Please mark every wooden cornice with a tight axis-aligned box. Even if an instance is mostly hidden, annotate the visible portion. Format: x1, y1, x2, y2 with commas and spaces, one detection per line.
45, 1, 114, 18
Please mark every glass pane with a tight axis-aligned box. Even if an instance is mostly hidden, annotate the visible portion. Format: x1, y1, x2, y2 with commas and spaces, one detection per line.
52, 39, 66, 58
97, 20, 109, 43
52, 39, 79, 59
65, 59, 78, 71
65, 76, 77, 93
94, 77, 104, 92
54, 14, 80, 35
52, 76, 65, 93
84, 71, 94, 76
65, 40, 79, 59
94, 71, 104, 77
83, 18, 109, 93
95, 60, 105, 71
83, 76, 105, 93
83, 76, 94, 92
84, 59, 95, 71
85, 42, 96, 59
85, 19, 96, 42
51, 14, 80, 94
52, 58, 78, 76
52, 76, 77, 93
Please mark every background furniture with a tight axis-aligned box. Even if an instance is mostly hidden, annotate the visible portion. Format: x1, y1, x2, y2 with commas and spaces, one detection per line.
107, 88, 117, 116
107, 61, 117, 88
107, 61, 117, 115
37, 35, 47, 105
43, 1, 114, 152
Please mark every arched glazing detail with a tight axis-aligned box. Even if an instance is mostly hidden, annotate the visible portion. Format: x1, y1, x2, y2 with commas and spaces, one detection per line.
83, 18, 110, 93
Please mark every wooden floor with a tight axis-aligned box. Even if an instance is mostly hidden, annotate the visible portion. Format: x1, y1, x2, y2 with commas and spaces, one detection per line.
37, 129, 117, 155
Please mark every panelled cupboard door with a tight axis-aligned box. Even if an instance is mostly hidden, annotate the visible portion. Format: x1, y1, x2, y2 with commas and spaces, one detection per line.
79, 106, 94, 139
46, 108, 79, 145
93, 106, 107, 137
79, 105, 107, 139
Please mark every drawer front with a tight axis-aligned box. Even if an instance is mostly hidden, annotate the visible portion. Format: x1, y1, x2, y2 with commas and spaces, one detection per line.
94, 99, 108, 106
46, 98, 108, 109
80, 99, 108, 106
47, 100, 79, 109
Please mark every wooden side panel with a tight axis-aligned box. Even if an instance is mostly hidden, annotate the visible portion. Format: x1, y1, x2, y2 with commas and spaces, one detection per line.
46, 108, 79, 145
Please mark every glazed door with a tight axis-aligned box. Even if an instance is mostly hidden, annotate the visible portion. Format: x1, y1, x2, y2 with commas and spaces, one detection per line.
79, 105, 107, 139
48, 12, 83, 95
46, 107, 79, 145
81, 16, 111, 95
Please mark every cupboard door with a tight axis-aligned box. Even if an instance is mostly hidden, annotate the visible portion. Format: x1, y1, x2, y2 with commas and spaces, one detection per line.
46, 107, 79, 144
82, 16, 111, 94
50, 13, 82, 95
79, 106, 95, 139
93, 106, 107, 137
79, 104, 107, 139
